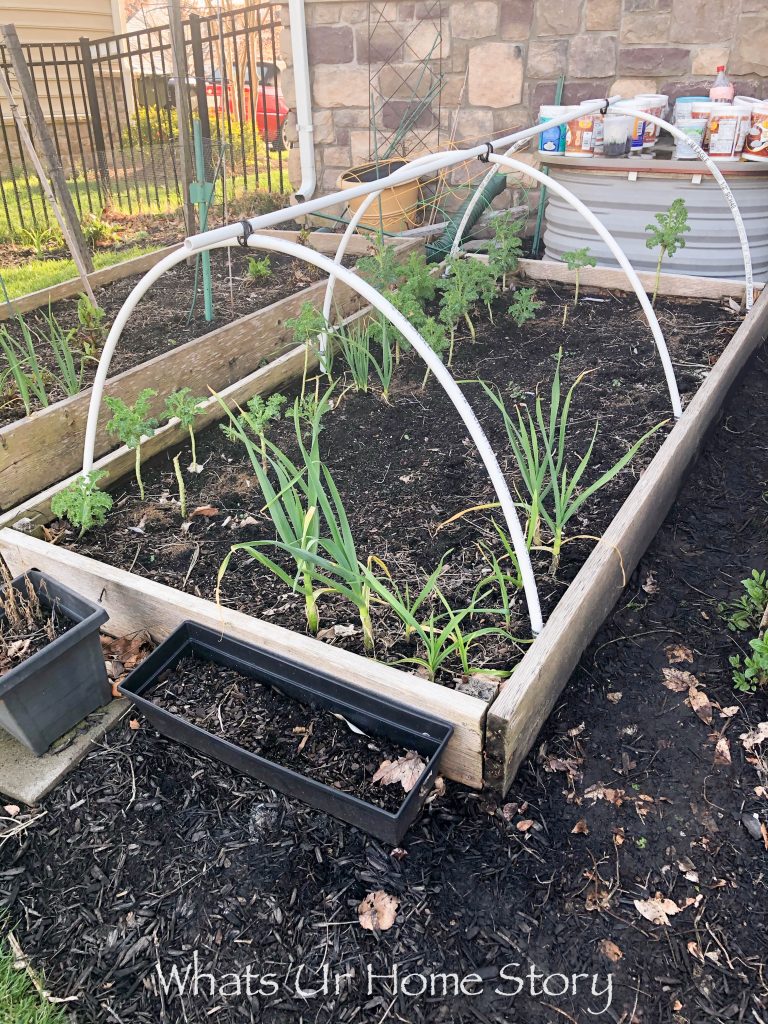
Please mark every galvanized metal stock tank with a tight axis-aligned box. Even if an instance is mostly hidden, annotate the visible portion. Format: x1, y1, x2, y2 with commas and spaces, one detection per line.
541, 154, 768, 281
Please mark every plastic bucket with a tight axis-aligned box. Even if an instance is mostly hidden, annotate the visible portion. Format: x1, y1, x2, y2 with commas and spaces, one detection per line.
743, 103, 768, 161
538, 105, 567, 154
673, 117, 706, 159
613, 101, 646, 150
707, 105, 745, 159
339, 159, 420, 233
674, 95, 707, 122
564, 109, 595, 157
635, 94, 668, 148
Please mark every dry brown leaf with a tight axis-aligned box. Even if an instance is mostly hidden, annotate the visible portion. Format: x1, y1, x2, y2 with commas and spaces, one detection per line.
662, 668, 698, 692
741, 722, 768, 750
390, 847, 408, 861
567, 722, 586, 737
128, 719, 141, 731
516, 818, 534, 832
372, 751, 425, 793
542, 755, 583, 779
598, 938, 623, 962
501, 802, 518, 821
634, 894, 685, 927
584, 782, 625, 806
688, 686, 713, 725
358, 890, 398, 931
677, 856, 699, 883
606, 691, 623, 703
425, 776, 445, 805
666, 644, 694, 665
642, 572, 659, 594
719, 705, 739, 718
714, 736, 732, 766
585, 888, 612, 911
3, 804, 20, 818
190, 505, 219, 518
571, 818, 589, 835
673, 998, 683, 1011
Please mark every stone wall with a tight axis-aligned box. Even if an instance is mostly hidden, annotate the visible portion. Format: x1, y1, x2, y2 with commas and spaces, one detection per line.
278, 0, 768, 197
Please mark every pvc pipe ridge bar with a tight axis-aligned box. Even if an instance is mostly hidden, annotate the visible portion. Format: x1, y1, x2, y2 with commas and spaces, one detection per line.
608, 104, 754, 311
183, 97, 622, 253
489, 152, 683, 419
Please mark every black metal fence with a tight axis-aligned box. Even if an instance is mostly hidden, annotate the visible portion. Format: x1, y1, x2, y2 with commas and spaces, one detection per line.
0, 3, 286, 243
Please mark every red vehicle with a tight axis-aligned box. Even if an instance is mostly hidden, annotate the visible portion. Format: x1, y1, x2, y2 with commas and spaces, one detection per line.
205, 64, 288, 148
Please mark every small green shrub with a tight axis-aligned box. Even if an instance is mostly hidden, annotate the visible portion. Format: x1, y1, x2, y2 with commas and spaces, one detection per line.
51, 470, 113, 537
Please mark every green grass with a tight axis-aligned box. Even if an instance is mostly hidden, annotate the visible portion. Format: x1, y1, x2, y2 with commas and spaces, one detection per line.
0, 245, 158, 302
0, 936, 70, 1024
0, 162, 289, 246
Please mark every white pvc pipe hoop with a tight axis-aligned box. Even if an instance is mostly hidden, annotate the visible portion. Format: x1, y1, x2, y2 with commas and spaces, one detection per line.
488, 152, 682, 419
81, 234, 545, 635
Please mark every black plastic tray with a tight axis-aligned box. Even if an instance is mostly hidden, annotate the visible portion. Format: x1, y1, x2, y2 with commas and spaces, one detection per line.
118, 621, 453, 844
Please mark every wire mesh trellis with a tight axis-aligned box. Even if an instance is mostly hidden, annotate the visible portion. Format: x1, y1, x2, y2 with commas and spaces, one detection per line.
0, 2, 287, 244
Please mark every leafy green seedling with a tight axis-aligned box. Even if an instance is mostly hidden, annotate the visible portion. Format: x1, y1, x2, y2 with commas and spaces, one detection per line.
420, 317, 450, 389
51, 470, 113, 537
730, 637, 768, 693
221, 391, 287, 470
470, 259, 500, 323
399, 251, 438, 305
164, 388, 206, 473
508, 287, 542, 328
247, 255, 272, 281
76, 293, 107, 353
562, 247, 597, 306
488, 212, 524, 290
357, 238, 403, 293
105, 388, 159, 500
439, 257, 482, 364
720, 570, 768, 632
645, 198, 690, 305
285, 302, 329, 396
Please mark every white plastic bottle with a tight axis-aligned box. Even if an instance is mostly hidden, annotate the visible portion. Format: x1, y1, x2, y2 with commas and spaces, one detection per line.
710, 66, 734, 102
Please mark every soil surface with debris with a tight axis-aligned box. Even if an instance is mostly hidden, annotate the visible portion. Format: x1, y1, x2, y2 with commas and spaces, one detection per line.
150, 653, 416, 813
0, 246, 339, 427
1, 340, 767, 1023
62, 284, 739, 684
0, 575, 71, 673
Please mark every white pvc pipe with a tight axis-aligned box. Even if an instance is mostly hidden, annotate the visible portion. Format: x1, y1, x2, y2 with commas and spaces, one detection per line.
489, 152, 683, 419
184, 97, 620, 253
81, 234, 544, 634
287, 0, 316, 202
612, 105, 754, 310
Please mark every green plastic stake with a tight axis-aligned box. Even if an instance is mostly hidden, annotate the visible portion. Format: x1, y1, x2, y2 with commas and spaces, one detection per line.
190, 118, 215, 321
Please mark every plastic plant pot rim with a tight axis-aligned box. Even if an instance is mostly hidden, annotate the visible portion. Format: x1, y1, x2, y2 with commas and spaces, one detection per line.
117, 621, 454, 843
0, 568, 108, 699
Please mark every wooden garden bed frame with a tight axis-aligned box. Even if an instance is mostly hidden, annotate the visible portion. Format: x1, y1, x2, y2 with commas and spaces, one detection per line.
1, 262, 766, 793
0, 232, 417, 512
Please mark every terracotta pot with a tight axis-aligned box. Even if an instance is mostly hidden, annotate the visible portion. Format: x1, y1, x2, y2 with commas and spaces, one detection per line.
339, 158, 421, 234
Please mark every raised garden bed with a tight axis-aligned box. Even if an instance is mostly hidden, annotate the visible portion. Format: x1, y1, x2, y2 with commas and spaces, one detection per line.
0, 231, 415, 511
2, 258, 765, 792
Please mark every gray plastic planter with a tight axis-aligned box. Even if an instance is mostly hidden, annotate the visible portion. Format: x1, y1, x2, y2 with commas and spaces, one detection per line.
0, 570, 111, 756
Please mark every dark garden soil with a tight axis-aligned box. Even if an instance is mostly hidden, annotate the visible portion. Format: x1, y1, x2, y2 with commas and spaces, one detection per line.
1, 331, 766, 1024
0, 574, 71, 673
61, 283, 740, 685
150, 654, 414, 813
0, 244, 344, 428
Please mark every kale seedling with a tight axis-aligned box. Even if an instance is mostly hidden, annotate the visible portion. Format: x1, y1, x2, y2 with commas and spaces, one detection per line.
222, 391, 287, 470
247, 255, 272, 281
357, 238, 403, 293
645, 198, 690, 305
439, 256, 482, 364
51, 470, 113, 537
164, 388, 206, 473
508, 287, 542, 328
730, 637, 768, 693
399, 251, 438, 305
419, 316, 450, 389
76, 292, 107, 354
105, 388, 159, 500
470, 259, 500, 323
488, 213, 524, 291
562, 247, 597, 306
285, 301, 329, 396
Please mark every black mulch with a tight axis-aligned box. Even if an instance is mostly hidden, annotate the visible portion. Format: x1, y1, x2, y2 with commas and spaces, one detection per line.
1, 345, 767, 1024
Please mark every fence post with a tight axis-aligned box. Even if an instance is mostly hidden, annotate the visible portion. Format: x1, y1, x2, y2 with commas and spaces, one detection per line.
168, 0, 196, 234
79, 36, 110, 200
188, 13, 213, 183
1, 24, 94, 277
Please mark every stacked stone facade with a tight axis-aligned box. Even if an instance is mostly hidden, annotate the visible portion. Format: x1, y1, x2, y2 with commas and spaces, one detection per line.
279, 0, 768, 195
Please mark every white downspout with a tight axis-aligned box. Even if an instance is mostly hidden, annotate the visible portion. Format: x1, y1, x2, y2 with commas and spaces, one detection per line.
288, 0, 316, 202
